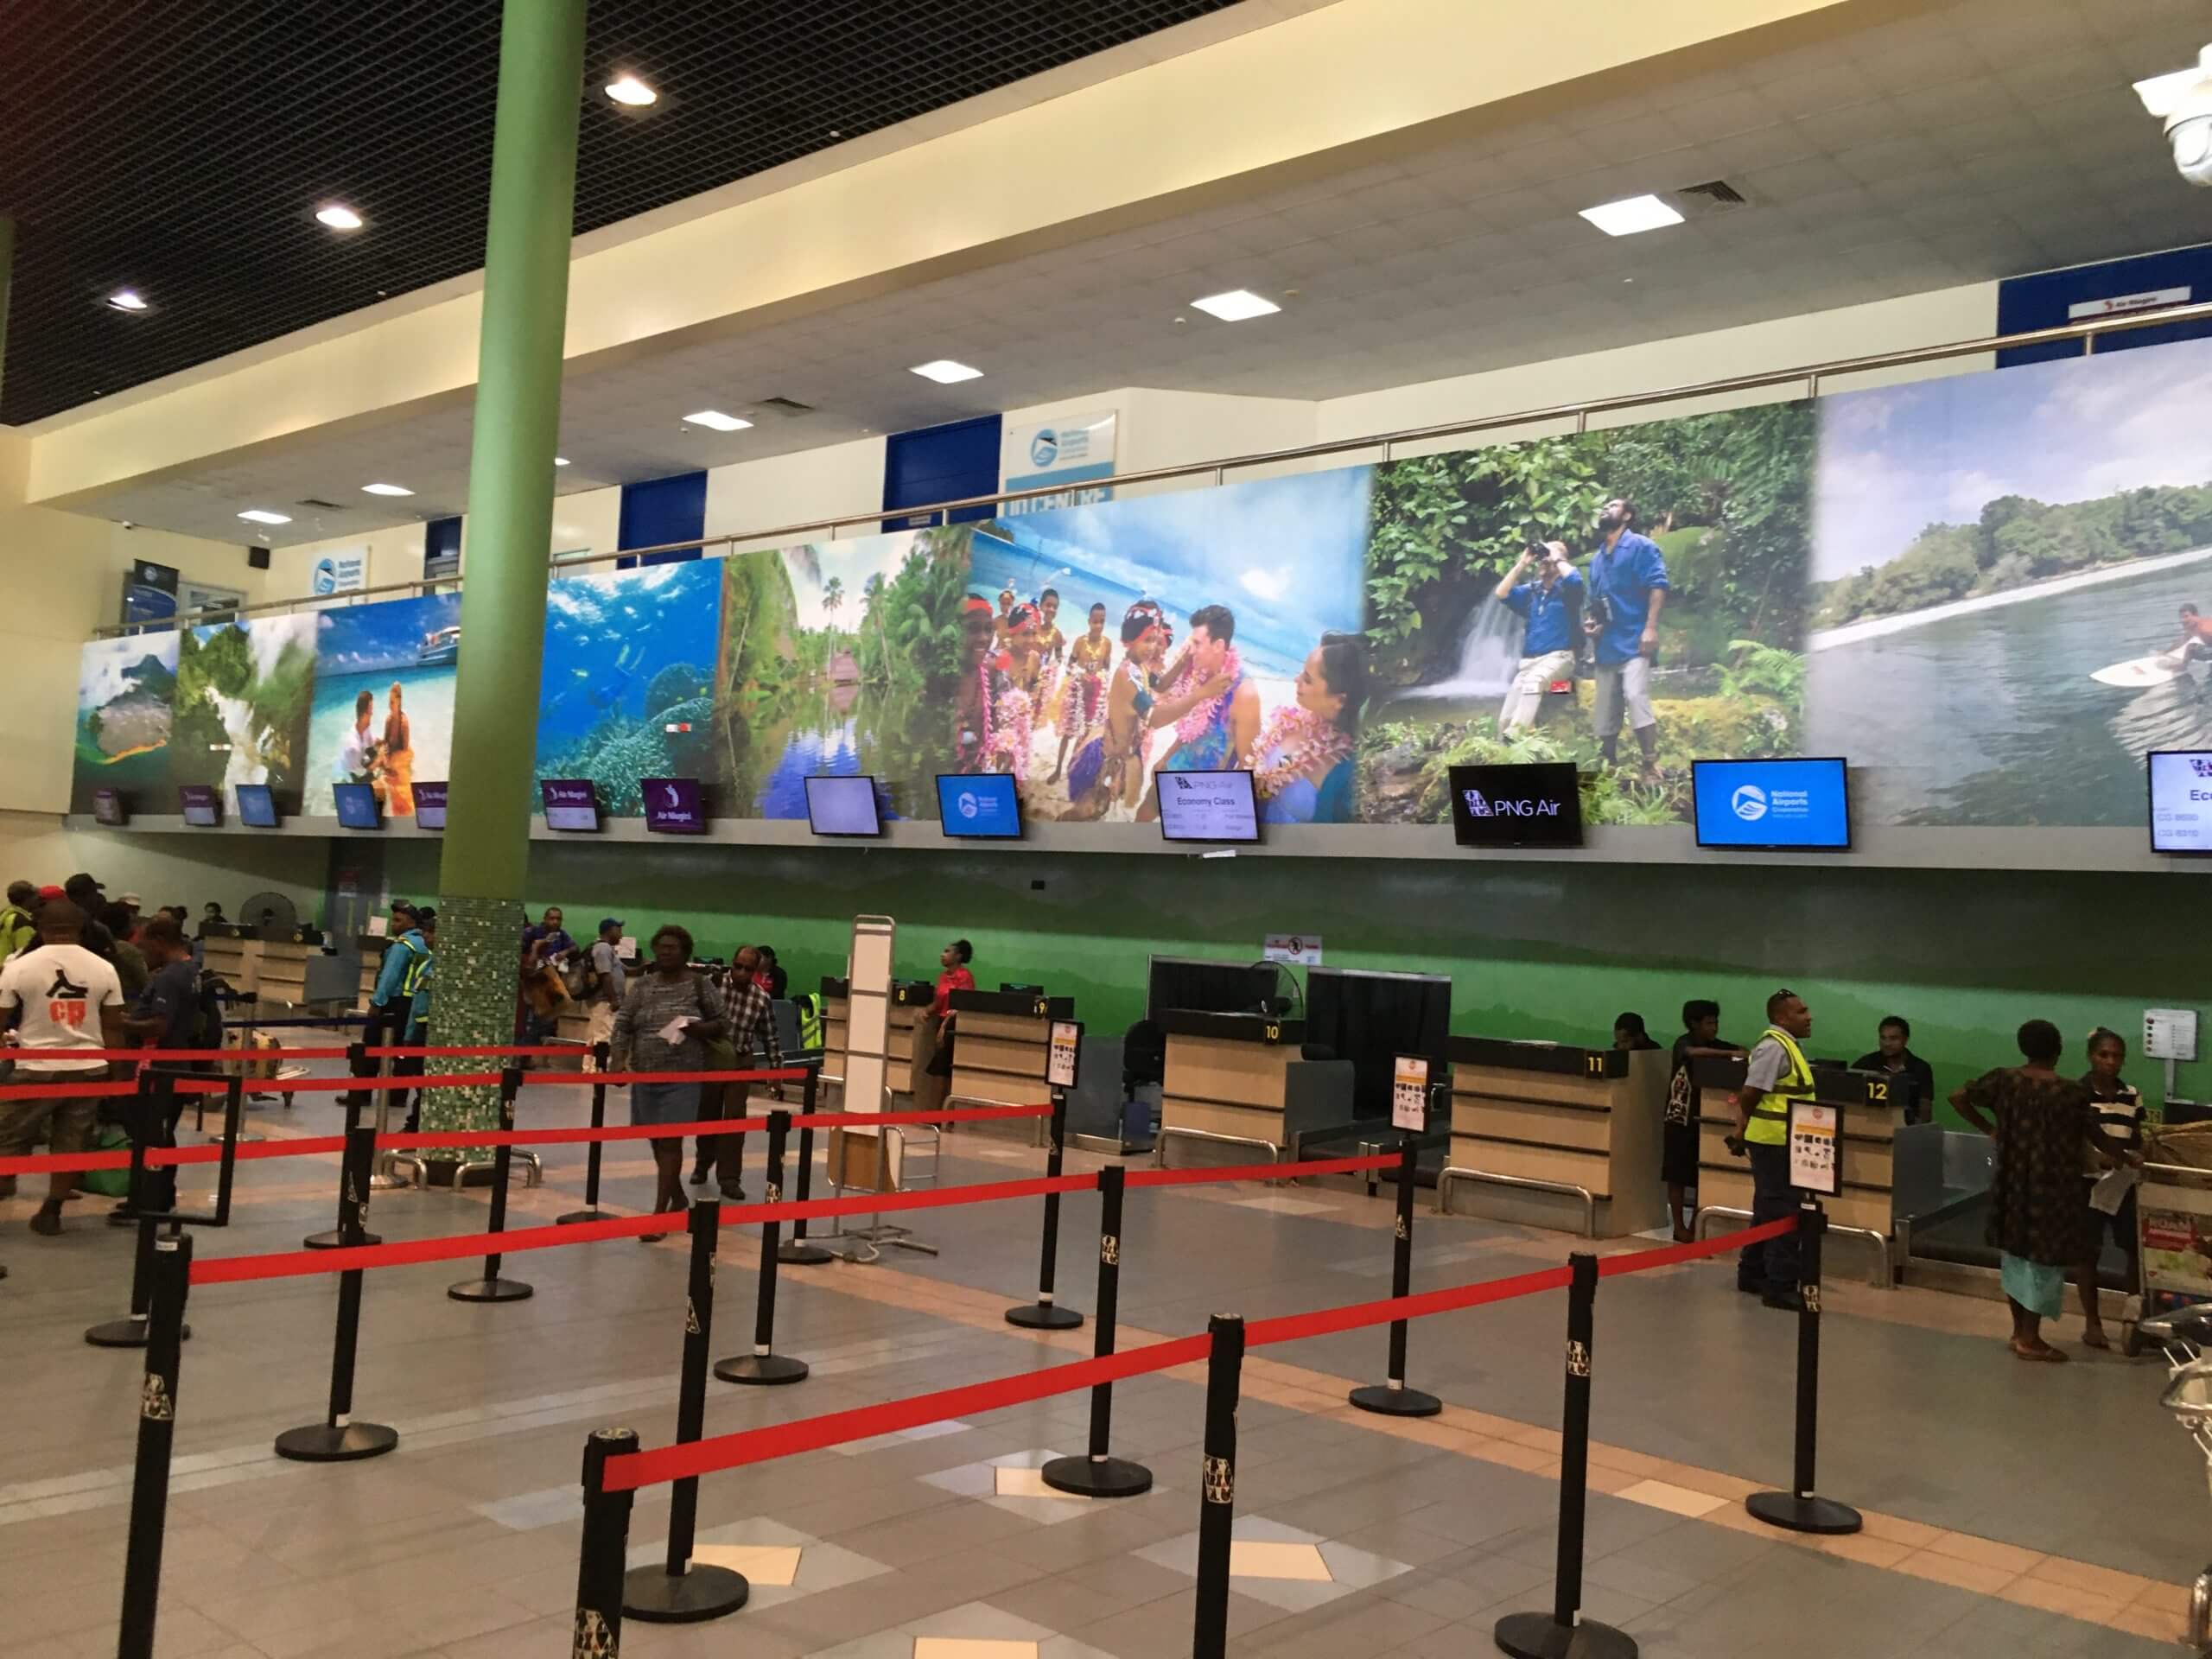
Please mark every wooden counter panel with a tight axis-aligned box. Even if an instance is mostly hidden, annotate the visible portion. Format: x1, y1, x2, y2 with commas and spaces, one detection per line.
950, 1033, 1044, 1079
950, 1066, 1045, 1108
1452, 1069, 1615, 1111
1163, 1097, 1286, 1147
1448, 1134, 1613, 1199
1452, 1097, 1611, 1153
960, 1010, 1046, 1046
1694, 1086, 1901, 1142
1164, 1035, 1293, 1110
1695, 1122, 1894, 1189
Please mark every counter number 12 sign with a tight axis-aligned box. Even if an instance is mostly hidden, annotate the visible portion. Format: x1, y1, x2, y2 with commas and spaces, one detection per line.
1392, 1054, 1429, 1132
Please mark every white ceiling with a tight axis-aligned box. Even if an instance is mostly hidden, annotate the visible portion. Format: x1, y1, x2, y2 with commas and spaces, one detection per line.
69, 0, 2212, 549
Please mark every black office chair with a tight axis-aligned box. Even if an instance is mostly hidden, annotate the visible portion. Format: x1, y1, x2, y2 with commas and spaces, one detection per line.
1119, 1019, 1166, 1147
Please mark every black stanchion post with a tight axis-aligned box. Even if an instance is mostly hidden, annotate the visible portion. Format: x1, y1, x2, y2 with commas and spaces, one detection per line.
1042, 1165, 1152, 1497
1191, 1313, 1246, 1659
559, 1042, 613, 1224
715, 1109, 810, 1386
116, 1231, 191, 1659
1006, 1088, 1083, 1331
276, 1126, 398, 1462
625, 1198, 750, 1622
448, 1068, 533, 1303
779, 1067, 832, 1266
87, 1077, 192, 1350
306, 1051, 384, 1249
1495, 1254, 1636, 1659
1746, 1200, 1862, 1535
1351, 1139, 1441, 1417
575, 1427, 639, 1658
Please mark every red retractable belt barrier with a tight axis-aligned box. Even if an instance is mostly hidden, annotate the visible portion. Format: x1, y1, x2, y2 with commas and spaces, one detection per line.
383, 1116, 768, 1152
0, 1135, 350, 1178
523, 1068, 807, 1088
1595, 1217, 1794, 1277
1126, 1152, 1395, 1188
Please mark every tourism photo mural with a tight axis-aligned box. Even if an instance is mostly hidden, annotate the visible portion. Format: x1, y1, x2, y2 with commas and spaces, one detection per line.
69, 332, 2212, 840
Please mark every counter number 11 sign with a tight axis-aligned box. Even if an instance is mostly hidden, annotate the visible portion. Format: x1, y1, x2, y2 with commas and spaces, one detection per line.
1392, 1054, 1429, 1132
1046, 1019, 1084, 1091
1786, 1099, 1840, 1197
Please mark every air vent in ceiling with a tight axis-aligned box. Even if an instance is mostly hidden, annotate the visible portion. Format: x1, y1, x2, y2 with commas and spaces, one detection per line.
1674, 179, 1747, 219
755, 396, 817, 417
296, 497, 345, 510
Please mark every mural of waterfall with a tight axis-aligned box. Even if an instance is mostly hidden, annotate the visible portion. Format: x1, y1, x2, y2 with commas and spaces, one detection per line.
1402, 594, 1522, 701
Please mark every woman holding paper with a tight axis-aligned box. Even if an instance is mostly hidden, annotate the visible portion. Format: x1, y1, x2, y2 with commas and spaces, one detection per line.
610, 924, 728, 1237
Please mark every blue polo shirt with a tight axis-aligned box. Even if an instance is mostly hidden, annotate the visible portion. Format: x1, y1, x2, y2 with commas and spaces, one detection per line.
1587, 531, 1668, 665
1503, 569, 1582, 657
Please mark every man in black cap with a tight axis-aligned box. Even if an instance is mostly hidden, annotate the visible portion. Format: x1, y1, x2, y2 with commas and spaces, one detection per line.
57, 874, 119, 963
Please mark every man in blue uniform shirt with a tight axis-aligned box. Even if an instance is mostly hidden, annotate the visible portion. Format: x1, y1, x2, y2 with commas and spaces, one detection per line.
1584, 496, 1669, 779
1497, 540, 1583, 732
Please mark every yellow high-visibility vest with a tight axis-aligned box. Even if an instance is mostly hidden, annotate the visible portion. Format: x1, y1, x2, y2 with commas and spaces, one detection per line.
1746, 1026, 1813, 1146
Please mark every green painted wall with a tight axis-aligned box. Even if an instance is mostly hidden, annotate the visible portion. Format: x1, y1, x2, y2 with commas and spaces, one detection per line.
379, 839, 2204, 1126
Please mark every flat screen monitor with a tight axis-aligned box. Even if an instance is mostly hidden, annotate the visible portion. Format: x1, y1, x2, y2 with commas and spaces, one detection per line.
935, 772, 1022, 839
332, 782, 383, 831
541, 779, 601, 832
92, 788, 127, 827
1305, 967, 1452, 1121
643, 776, 706, 835
804, 773, 883, 837
234, 784, 279, 830
1693, 757, 1851, 850
1155, 769, 1261, 844
2150, 751, 2212, 855
413, 781, 448, 830
1446, 762, 1583, 849
1146, 956, 1279, 1020
178, 785, 221, 828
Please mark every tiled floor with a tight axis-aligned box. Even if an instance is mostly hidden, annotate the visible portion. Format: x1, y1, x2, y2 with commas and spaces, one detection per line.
0, 1071, 2194, 1657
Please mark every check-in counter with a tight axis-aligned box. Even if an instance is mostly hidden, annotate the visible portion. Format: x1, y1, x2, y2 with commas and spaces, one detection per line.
200, 924, 255, 995
1442, 1038, 1666, 1237
820, 976, 928, 1107
252, 931, 315, 1007
945, 989, 1072, 1136
1694, 1059, 1904, 1261
1158, 1010, 1312, 1166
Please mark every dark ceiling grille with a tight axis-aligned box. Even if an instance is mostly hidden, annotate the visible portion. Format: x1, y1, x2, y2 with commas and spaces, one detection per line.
0, 0, 1243, 426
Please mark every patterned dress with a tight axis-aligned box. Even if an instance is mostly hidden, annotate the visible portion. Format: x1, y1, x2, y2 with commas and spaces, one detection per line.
1966, 1067, 2091, 1267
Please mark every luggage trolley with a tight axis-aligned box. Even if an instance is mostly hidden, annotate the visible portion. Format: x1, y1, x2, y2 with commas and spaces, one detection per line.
2140, 1301, 2212, 1654
2128, 1147, 2212, 1359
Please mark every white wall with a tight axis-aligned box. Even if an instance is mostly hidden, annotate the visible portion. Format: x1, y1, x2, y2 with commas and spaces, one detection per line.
0, 810, 331, 926
703, 435, 887, 546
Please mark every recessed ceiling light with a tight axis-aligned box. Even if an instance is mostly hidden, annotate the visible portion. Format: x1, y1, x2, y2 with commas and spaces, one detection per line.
362, 482, 413, 497
605, 74, 658, 107
238, 509, 291, 525
683, 409, 752, 431
554, 456, 571, 467
1578, 194, 1684, 237
315, 204, 364, 232
106, 289, 149, 312
910, 359, 984, 384
1190, 289, 1280, 322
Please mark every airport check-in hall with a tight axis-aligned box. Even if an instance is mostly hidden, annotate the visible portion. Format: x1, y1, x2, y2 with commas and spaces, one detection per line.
8, 3, 2212, 1656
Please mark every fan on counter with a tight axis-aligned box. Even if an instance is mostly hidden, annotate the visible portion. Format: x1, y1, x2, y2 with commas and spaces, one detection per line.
240, 890, 299, 937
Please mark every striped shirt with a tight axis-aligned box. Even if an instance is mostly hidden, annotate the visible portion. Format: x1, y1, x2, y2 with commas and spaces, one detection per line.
722, 973, 783, 1069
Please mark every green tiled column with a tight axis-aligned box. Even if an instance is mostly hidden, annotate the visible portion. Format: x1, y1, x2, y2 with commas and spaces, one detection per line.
425, 0, 587, 1154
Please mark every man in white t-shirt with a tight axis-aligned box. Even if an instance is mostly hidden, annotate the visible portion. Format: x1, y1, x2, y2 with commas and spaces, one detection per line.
584, 918, 627, 1065
0, 901, 126, 1236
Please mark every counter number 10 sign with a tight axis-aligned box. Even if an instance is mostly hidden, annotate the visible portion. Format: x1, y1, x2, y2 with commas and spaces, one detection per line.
1392, 1054, 1429, 1132
1046, 1019, 1084, 1091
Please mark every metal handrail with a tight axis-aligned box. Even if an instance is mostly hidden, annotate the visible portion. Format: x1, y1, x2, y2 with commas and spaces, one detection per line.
1436, 1165, 1598, 1238
1694, 1205, 1892, 1290
90, 297, 2212, 639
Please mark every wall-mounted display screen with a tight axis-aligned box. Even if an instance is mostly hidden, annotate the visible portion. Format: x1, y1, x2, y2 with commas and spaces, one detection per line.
541, 779, 601, 832
643, 777, 706, 835
804, 774, 883, 837
2150, 751, 2212, 855
178, 785, 220, 827
92, 788, 127, 827
413, 781, 448, 830
234, 784, 279, 829
1155, 770, 1260, 844
332, 782, 383, 831
1693, 757, 1852, 850
1446, 763, 1583, 849
935, 772, 1022, 839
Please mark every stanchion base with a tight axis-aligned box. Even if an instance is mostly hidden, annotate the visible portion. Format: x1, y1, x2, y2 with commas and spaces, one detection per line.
779, 1240, 835, 1266
556, 1208, 612, 1225
1006, 1301, 1084, 1332
622, 1560, 750, 1624
1040, 1454, 1153, 1497
273, 1421, 399, 1463
1745, 1491, 1863, 1535
446, 1277, 534, 1304
714, 1352, 810, 1387
303, 1228, 383, 1250
1494, 1610, 1639, 1659
85, 1317, 190, 1349
1348, 1382, 1443, 1418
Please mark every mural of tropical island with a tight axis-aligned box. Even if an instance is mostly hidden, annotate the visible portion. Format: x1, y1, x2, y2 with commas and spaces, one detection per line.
73, 632, 179, 812
1804, 336, 2212, 826
303, 593, 461, 817
534, 559, 725, 817
168, 614, 317, 810
1354, 403, 1814, 826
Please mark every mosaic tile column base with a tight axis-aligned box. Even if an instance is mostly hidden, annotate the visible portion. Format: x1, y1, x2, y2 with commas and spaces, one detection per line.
422, 891, 522, 1161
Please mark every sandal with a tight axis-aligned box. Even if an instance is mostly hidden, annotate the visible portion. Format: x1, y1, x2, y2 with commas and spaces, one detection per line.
2011, 1339, 2069, 1363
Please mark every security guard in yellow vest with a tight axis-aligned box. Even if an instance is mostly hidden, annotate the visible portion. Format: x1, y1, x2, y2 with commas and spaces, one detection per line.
1731, 988, 1815, 1310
